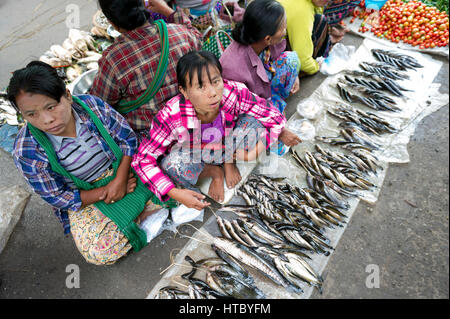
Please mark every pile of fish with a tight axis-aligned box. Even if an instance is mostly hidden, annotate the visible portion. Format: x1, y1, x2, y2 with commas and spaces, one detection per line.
336, 49, 422, 111
327, 104, 398, 136
156, 253, 264, 299
156, 173, 342, 298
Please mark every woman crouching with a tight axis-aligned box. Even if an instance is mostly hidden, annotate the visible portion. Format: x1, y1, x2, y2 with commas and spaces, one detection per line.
132, 51, 286, 209
8, 61, 164, 265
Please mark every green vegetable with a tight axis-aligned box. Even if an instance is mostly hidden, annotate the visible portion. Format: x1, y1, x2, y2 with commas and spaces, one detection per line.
417, 0, 449, 14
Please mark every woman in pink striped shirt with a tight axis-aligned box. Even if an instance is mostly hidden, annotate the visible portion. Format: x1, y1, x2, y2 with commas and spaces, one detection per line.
132, 51, 287, 209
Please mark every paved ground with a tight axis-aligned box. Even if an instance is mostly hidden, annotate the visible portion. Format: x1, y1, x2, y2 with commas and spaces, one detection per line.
0, 0, 448, 299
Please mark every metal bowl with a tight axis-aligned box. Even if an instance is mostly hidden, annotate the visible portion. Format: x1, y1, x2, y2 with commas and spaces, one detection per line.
69, 69, 98, 95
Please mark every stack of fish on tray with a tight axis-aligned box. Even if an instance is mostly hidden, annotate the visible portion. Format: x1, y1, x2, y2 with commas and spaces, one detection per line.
156, 173, 342, 299
310, 49, 422, 164
336, 49, 422, 112
287, 50, 423, 206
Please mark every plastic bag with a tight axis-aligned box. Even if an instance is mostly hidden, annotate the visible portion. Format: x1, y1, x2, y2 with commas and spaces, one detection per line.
159, 204, 205, 234
288, 119, 316, 141
139, 208, 169, 243
296, 100, 323, 120
170, 204, 204, 226
318, 43, 355, 75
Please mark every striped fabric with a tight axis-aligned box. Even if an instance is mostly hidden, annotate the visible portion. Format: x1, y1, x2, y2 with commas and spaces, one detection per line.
312, 14, 332, 59
324, 0, 361, 26
89, 9, 202, 132
46, 111, 112, 187
131, 80, 286, 202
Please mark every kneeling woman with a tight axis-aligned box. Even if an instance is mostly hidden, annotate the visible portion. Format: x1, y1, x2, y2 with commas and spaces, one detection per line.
132, 51, 286, 208
219, 0, 301, 155
8, 61, 164, 265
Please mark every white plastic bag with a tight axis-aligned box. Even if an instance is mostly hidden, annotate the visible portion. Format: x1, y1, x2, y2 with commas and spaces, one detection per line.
170, 204, 204, 227
318, 43, 355, 75
288, 119, 316, 141
139, 208, 169, 243
296, 100, 323, 120
159, 204, 205, 234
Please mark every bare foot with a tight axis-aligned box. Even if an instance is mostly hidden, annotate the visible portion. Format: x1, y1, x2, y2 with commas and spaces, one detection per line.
208, 166, 225, 203
223, 162, 242, 189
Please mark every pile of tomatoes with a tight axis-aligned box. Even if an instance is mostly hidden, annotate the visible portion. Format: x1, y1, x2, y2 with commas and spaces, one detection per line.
350, 0, 449, 49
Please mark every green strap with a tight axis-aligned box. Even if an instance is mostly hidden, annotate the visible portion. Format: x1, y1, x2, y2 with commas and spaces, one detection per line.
116, 19, 169, 114
27, 97, 157, 251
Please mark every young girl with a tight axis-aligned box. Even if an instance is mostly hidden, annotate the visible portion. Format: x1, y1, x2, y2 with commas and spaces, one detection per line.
8, 61, 164, 265
219, 0, 301, 154
132, 51, 286, 208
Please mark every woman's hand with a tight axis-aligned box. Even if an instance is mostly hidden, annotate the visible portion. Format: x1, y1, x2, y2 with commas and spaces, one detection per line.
290, 77, 300, 95
144, 0, 175, 17
168, 188, 211, 211
102, 174, 129, 204
279, 128, 302, 147
126, 172, 137, 194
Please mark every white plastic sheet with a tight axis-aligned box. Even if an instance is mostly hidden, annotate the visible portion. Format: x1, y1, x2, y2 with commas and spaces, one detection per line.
147, 38, 448, 299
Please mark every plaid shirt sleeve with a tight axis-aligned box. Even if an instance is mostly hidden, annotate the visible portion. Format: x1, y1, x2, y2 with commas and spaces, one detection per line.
13, 128, 83, 214
222, 80, 286, 148
132, 99, 180, 201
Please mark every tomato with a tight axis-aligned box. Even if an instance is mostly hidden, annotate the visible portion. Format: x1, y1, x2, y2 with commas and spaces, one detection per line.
364, 0, 449, 49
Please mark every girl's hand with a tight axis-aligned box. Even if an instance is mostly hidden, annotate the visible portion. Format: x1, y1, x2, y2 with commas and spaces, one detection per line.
168, 188, 210, 211
279, 128, 302, 147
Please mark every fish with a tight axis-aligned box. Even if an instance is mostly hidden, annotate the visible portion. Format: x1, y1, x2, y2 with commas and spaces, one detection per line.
212, 238, 292, 288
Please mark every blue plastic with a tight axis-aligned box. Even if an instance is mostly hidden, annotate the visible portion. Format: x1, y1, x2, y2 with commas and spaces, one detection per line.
365, 0, 388, 10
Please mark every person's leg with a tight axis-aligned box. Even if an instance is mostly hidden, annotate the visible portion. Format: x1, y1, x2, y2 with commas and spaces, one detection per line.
324, 0, 361, 26
312, 14, 332, 59
223, 114, 267, 187
160, 146, 225, 202
68, 205, 132, 265
269, 51, 301, 113
198, 163, 225, 202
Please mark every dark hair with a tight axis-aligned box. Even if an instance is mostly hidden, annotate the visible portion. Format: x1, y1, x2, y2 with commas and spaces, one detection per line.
98, 0, 150, 31
177, 51, 223, 89
232, 0, 285, 45
7, 61, 66, 111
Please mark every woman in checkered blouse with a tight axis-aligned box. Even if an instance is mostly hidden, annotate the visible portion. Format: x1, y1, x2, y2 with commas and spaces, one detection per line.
90, 0, 203, 142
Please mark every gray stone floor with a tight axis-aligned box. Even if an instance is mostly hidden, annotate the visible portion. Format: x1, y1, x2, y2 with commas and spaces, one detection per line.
0, 0, 448, 299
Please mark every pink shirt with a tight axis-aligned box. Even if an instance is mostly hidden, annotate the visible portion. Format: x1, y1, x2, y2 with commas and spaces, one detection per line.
132, 80, 286, 201
220, 40, 286, 99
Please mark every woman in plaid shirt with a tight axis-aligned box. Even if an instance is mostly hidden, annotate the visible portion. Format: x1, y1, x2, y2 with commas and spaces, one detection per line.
8, 62, 162, 265
90, 0, 202, 139
132, 51, 287, 209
